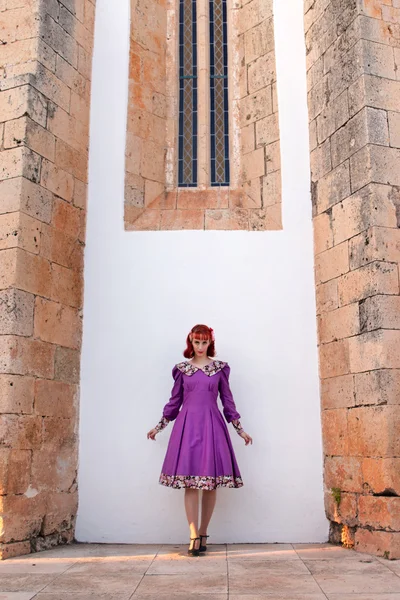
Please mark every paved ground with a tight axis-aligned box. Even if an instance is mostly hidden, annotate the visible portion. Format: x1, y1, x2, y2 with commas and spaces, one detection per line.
0, 542, 399, 599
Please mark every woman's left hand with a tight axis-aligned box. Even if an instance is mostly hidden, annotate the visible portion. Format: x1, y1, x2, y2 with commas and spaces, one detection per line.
239, 431, 253, 445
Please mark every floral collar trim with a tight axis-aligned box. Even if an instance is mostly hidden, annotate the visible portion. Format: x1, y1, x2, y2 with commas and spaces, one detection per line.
176, 360, 227, 377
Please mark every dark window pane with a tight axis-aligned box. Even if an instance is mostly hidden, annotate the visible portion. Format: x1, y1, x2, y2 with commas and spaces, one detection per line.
178, 0, 198, 186
209, 0, 229, 186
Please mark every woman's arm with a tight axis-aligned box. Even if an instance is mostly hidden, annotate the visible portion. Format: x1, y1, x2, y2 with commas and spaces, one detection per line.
219, 365, 253, 445
147, 366, 183, 439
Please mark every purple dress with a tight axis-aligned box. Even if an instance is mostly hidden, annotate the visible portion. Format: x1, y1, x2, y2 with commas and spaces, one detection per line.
156, 360, 244, 490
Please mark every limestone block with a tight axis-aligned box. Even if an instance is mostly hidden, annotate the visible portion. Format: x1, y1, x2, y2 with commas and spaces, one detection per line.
321, 408, 349, 455
318, 302, 360, 344
242, 147, 264, 180
255, 112, 279, 147
350, 144, 400, 193
313, 211, 334, 255
40, 159, 74, 202
0, 493, 45, 543
0, 288, 34, 336
0, 414, 42, 449
205, 208, 249, 230
0, 335, 55, 378
0, 211, 40, 254
349, 227, 400, 270
362, 457, 400, 495
321, 374, 355, 410
51, 197, 81, 238
324, 456, 363, 492
34, 297, 81, 349
355, 529, 400, 560
349, 330, 400, 372
349, 74, 400, 116
244, 17, 274, 64
55, 139, 88, 182
0, 448, 31, 494
262, 170, 281, 207
316, 90, 349, 144
331, 183, 399, 245
310, 138, 332, 182
0, 147, 41, 183
54, 346, 80, 383
388, 111, 400, 147
247, 51, 276, 94
316, 279, 339, 315
355, 369, 400, 407
34, 379, 77, 418
348, 405, 400, 456
240, 86, 273, 126
249, 204, 282, 230
0, 374, 34, 414
359, 295, 400, 332
4, 116, 56, 163
50, 263, 82, 308
338, 261, 399, 306
331, 107, 389, 168
319, 338, 350, 379
315, 241, 349, 285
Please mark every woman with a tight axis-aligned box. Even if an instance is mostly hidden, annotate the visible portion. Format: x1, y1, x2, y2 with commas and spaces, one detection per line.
147, 324, 253, 556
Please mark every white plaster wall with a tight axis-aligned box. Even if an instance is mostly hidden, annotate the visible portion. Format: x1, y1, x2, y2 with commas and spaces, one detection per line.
75, 0, 329, 543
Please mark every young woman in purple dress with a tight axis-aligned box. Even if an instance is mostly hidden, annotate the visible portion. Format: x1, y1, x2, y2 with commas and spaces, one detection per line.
147, 324, 253, 556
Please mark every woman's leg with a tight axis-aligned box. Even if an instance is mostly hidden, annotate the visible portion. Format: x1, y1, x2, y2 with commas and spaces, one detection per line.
199, 489, 217, 536
184, 488, 200, 541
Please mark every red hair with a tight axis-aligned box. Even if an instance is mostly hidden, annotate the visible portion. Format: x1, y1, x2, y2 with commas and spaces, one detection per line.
184, 324, 216, 358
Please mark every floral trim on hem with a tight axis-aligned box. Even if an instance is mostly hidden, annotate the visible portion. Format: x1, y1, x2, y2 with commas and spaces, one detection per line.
155, 416, 169, 432
176, 360, 227, 377
159, 473, 243, 490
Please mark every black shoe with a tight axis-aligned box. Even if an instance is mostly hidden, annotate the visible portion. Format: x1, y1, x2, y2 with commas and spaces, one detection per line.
188, 537, 200, 556
199, 534, 209, 552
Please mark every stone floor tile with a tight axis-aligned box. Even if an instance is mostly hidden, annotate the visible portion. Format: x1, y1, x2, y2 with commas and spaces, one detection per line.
0, 560, 73, 574
305, 558, 400, 594
229, 595, 326, 600
81, 545, 161, 558
15, 544, 100, 561
157, 544, 225, 558
133, 595, 228, 600
227, 543, 299, 561
293, 543, 376, 560
327, 595, 400, 599
135, 572, 227, 595
34, 594, 132, 600
228, 559, 311, 575
0, 575, 56, 593
63, 557, 153, 574
228, 573, 323, 595
147, 556, 227, 574
0, 593, 37, 600
376, 558, 400, 575
41, 572, 143, 594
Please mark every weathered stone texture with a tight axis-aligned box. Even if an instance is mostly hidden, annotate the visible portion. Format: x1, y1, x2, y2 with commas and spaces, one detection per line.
0, 0, 95, 559
305, 0, 400, 559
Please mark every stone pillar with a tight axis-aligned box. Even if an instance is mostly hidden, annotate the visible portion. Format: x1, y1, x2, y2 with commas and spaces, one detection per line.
0, 0, 94, 559
305, 0, 400, 558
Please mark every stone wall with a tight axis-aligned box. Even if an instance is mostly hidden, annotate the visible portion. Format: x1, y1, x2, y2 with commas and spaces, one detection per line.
305, 0, 400, 558
0, 0, 94, 559
124, 0, 282, 231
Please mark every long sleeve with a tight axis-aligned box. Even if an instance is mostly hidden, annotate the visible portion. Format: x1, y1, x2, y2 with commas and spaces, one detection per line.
219, 364, 241, 424
162, 365, 184, 422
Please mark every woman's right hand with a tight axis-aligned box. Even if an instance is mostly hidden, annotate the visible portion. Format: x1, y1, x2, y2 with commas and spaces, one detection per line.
147, 428, 158, 440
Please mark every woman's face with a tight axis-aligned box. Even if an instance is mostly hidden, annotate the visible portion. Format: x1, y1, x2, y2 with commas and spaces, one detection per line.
192, 336, 211, 358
